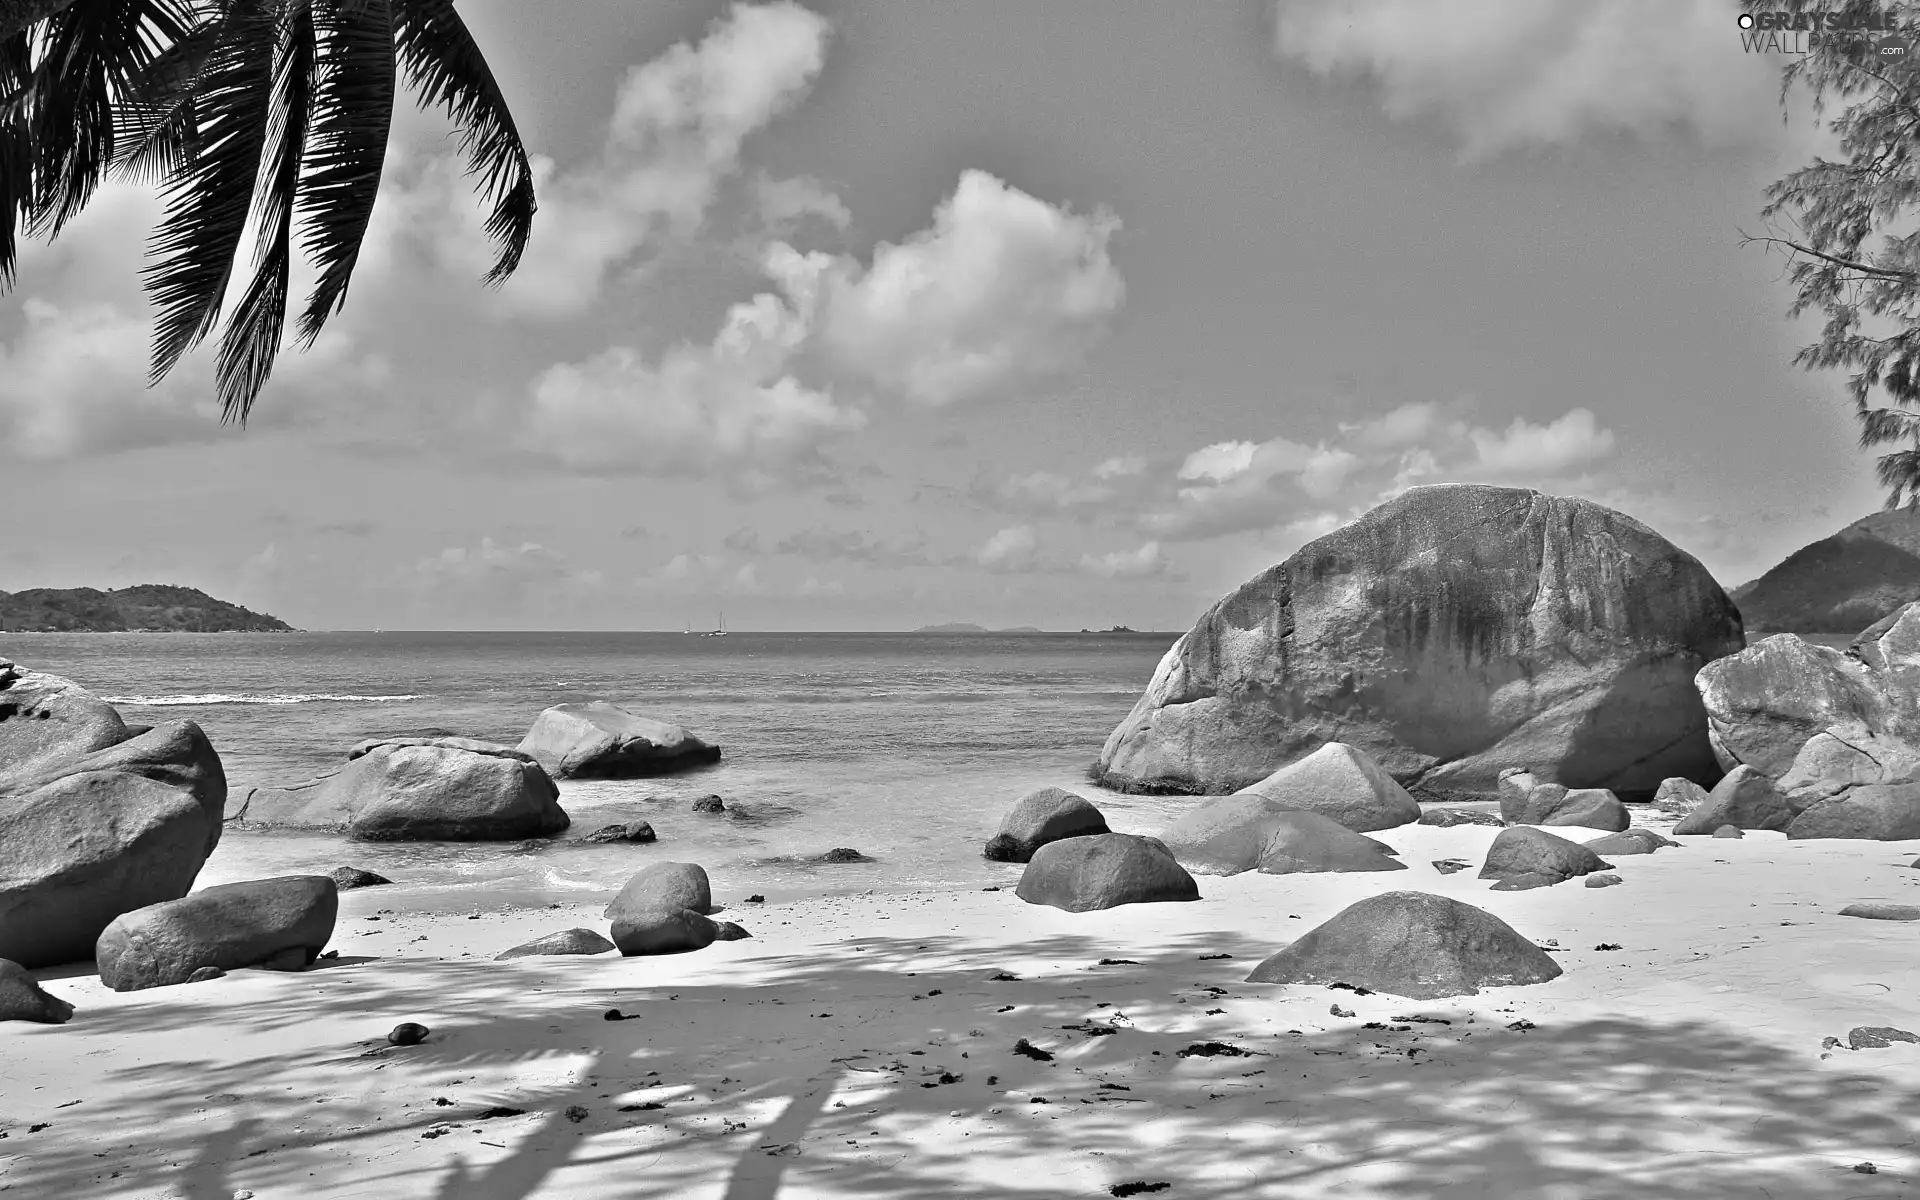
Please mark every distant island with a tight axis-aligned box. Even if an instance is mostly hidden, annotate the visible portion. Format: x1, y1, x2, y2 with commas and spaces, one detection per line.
1731, 509, 1920, 634
912, 623, 1045, 633
1078, 625, 1138, 633
0, 585, 295, 633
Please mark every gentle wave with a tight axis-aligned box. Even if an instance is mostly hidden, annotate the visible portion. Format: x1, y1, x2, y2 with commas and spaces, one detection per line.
102, 692, 428, 707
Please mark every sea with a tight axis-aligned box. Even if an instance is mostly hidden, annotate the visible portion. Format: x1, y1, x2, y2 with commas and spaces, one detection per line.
2, 631, 1192, 910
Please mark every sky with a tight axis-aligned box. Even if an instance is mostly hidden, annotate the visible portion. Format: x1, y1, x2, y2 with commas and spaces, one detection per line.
0, 0, 1890, 631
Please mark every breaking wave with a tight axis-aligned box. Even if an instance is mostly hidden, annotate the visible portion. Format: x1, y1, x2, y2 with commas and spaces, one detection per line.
102, 692, 428, 707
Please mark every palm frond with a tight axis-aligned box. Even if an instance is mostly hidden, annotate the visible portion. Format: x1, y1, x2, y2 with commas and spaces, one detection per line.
392, 0, 533, 285
27, 0, 199, 240
109, 17, 223, 184
215, 0, 314, 424
1, 28, 30, 289
141, 0, 276, 383
290, 0, 391, 346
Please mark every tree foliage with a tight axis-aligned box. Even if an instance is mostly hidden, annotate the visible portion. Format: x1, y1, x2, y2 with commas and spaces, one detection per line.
1749, 0, 1920, 506
0, 0, 536, 423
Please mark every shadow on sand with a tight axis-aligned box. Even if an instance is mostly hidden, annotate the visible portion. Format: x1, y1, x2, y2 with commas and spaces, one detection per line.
14, 928, 1916, 1199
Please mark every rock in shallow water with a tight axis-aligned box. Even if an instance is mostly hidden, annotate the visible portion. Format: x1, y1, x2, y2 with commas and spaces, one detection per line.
1243, 891, 1563, 999
984, 787, 1108, 863
584, 821, 657, 844
1583, 873, 1624, 889
518, 701, 720, 779
329, 866, 392, 889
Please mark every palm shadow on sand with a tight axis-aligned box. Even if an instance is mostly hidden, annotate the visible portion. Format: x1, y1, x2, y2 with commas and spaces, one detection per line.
16, 930, 1920, 1199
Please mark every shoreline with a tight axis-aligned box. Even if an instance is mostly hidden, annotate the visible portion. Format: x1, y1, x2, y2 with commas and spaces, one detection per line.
10, 818, 1920, 1198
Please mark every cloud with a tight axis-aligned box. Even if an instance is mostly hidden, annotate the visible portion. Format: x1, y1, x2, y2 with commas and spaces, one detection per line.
523, 258, 866, 484
0, 297, 388, 460
789, 170, 1125, 406
1079, 541, 1169, 579
1469, 408, 1616, 476
769, 527, 929, 567
973, 455, 1152, 518
1272, 0, 1782, 159
409, 536, 608, 620
1147, 436, 1364, 540
752, 173, 852, 235
369, 1, 832, 315
976, 525, 1041, 573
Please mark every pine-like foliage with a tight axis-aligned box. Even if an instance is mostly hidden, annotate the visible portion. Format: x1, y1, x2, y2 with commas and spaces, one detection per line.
1751, 0, 1920, 507
1, 0, 536, 423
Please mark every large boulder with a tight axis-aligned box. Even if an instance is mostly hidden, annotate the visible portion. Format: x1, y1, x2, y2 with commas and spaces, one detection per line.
0, 720, 227, 968
1015, 833, 1200, 913
1159, 797, 1405, 876
1243, 891, 1563, 999
606, 862, 722, 956
1653, 776, 1709, 817
1496, 769, 1539, 824
1696, 607, 1920, 813
1232, 742, 1421, 832
983, 787, 1108, 863
0, 959, 73, 1023
1787, 782, 1920, 841
1515, 785, 1630, 831
0, 659, 129, 778
518, 702, 721, 779
1671, 765, 1794, 835
1478, 826, 1612, 891
1096, 486, 1742, 801
230, 737, 568, 841
95, 876, 337, 992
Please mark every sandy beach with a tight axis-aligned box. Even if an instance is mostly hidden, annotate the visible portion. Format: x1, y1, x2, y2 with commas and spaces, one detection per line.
8, 814, 1920, 1199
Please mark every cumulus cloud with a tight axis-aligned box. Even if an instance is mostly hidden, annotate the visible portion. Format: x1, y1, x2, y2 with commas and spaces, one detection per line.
1079, 541, 1169, 579
976, 525, 1041, 573
0, 296, 389, 460
769, 527, 930, 567
752, 173, 853, 235
528, 171, 1125, 483
795, 170, 1124, 406
976, 400, 1625, 545
524, 253, 866, 484
369, 1, 832, 315
1272, 0, 1782, 159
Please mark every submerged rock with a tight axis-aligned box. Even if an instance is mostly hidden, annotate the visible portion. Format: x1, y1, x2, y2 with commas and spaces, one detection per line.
518, 701, 721, 779
984, 787, 1108, 863
1095, 486, 1742, 799
1015, 833, 1200, 913
1243, 891, 1563, 999
584, 821, 657, 844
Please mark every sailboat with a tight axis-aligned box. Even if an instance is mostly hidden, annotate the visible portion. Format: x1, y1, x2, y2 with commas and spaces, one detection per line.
703, 609, 729, 637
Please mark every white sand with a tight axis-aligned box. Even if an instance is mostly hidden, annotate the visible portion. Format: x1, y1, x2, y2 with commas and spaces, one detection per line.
6, 817, 1920, 1199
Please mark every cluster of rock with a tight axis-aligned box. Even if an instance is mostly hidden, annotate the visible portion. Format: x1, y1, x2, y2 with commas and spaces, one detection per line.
1694, 604, 1920, 840
227, 700, 724, 842
493, 860, 751, 960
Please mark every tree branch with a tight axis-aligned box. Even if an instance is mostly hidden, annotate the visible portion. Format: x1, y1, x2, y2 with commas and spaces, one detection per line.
1740, 231, 1919, 281
0, 0, 80, 42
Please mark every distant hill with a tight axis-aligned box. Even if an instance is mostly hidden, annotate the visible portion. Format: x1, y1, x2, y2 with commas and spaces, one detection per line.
1733, 509, 1920, 633
0, 585, 295, 633
912, 623, 1046, 633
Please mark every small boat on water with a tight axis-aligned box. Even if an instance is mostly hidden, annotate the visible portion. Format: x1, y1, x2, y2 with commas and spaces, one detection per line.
703, 610, 728, 637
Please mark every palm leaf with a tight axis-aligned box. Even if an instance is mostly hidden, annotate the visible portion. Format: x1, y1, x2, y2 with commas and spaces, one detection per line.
0, 28, 30, 289
141, 0, 276, 382
391, 0, 533, 286
215, 0, 314, 423
109, 16, 223, 185
290, 0, 391, 346
27, 0, 199, 240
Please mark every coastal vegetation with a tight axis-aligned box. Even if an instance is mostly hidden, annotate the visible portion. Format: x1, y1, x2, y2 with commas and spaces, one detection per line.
0, 583, 292, 631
